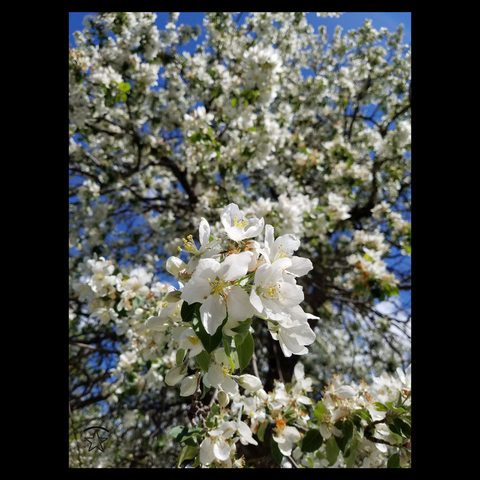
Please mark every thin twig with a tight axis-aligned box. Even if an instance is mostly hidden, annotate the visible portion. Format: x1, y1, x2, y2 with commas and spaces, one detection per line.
288, 455, 300, 468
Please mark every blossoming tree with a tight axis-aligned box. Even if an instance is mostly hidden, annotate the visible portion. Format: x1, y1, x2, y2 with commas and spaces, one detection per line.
69, 12, 411, 468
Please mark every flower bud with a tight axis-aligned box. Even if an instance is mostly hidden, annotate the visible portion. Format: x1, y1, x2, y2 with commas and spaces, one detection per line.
165, 364, 188, 386
166, 289, 182, 302
180, 373, 199, 397
256, 388, 267, 402
166, 256, 187, 276
218, 390, 229, 408
237, 374, 262, 392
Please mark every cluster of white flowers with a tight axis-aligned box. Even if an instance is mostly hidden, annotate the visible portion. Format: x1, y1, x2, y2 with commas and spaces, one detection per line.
154, 202, 318, 406
242, 45, 283, 105
174, 362, 411, 468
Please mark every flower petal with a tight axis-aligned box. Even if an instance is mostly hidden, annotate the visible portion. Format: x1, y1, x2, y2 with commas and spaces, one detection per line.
199, 217, 211, 247
213, 439, 231, 461
221, 375, 239, 395
200, 437, 215, 465
200, 295, 226, 335
288, 256, 313, 277
218, 251, 251, 281
272, 234, 300, 260
226, 285, 254, 322
205, 364, 224, 388
181, 277, 211, 305
249, 287, 264, 314
264, 224, 275, 252
335, 385, 356, 399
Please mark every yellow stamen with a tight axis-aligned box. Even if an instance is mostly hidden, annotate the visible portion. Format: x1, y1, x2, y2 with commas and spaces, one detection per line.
209, 278, 230, 299
180, 235, 197, 253
234, 216, 249, 229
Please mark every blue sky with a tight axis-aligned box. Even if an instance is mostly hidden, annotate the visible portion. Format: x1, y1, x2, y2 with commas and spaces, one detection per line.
69, 12, 410, 48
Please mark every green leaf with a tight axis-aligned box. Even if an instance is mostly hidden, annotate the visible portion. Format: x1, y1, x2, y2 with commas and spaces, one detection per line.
222, 332, 235, 371
306, 456, 314, 468
235, 331, 254, 372
206, 403, 218, 428
190, 455, 201, 468
118, 82, 131, 92
171, 426, 205, 446
177, 445, 198, 467
209, 235, 215, 242
183, 436, 198, 447
170, 425, 187, 440
387, 452, 401, 468
301, 428, 323, 453
387, 424, 404, 444
256, 422, 267, 442
176, 348, 186, 365
313, 400, 326, 420
231, 97, 237, 107
131, 296, 141, 311
181, 301, 200, 323
231, 318, 252, 338
326, 437, 340, 465
352, 415, 364, 438
393, 418, 411, 438
344, 445, 357, 468
334, 420, 354, 453
354, 408, 372, 423
270, 437, 283, 466
385, 401, 406, 413
224, 348, 236, 371
192, 315, 226, 354
190, 132, 201, 143
374, 402, 388, 412
195, 350, 210, 372
223, 333, 232, 356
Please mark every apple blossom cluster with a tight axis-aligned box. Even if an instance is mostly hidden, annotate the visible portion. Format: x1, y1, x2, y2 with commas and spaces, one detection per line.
168, 362, 411, 468
146, 203, 319, 404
